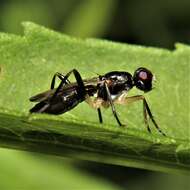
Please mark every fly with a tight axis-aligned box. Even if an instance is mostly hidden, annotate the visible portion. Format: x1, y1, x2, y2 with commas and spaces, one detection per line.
29, 68, 166, 136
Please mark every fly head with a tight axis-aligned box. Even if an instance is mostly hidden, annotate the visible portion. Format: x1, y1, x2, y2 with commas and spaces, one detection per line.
133, 67, 154, 92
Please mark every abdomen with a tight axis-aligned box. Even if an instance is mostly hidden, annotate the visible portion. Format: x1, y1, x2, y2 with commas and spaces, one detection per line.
30, 93, 80, 115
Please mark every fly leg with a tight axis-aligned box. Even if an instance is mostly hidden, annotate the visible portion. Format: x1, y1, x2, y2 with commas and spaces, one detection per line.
143, 98, 166, 136
115, 95, 166, 136
97, 108, 103, 123
104, 82, 124, 127
51, 72, 71, 89
143, 100, 151, 133
51, 69, 86, 102
85, 96, 104, 124
30, 69, 86, 114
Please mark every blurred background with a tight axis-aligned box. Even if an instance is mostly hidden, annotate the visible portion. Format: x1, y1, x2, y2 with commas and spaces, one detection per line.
0, 0, 189, 189
0, 0, 190, 48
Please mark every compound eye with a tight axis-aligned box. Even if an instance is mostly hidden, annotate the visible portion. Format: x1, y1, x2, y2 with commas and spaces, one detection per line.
139, 71, 148, 80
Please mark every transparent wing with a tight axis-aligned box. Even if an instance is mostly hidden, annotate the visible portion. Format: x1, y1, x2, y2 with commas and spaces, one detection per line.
29, 89, 56, 102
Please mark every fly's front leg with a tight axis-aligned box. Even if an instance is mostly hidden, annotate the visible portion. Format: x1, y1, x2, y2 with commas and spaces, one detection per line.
115, 95, 151, 132
115, 95, 166, 136
51, 72, 71, 89
143, 98, 166, 136
143, 100, 151, 133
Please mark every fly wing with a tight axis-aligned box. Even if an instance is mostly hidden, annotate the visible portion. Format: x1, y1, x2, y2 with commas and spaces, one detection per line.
30, 78, 99, 103
29, 82, 78, 102
29, 89, 56, 102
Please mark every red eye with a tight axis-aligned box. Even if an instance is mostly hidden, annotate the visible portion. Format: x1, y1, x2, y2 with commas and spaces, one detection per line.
139, 71, 148, 80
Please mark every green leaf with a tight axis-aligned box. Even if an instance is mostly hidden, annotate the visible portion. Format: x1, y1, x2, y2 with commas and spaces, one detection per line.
0, 148, 121, 190
0, 22, 189, 175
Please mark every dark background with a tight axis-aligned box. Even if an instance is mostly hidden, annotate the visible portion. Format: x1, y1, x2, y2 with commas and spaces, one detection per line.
0, 0, 190, 48
0, 0, 189, 189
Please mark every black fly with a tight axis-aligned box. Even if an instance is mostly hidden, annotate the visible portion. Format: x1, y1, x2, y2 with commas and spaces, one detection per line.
29, 68, 166, 136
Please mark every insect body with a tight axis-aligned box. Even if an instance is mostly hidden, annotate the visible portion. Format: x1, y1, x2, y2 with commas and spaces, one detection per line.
29, 68, 166, 136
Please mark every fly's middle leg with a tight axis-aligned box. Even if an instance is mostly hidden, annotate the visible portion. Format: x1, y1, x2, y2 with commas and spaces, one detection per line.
104, 82, 124, 127
85, 96, 105, 124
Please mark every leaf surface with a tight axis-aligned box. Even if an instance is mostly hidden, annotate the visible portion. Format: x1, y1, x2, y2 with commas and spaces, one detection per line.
0, 22, 189, 174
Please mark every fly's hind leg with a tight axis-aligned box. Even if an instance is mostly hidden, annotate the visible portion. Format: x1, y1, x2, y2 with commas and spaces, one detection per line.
115, 95, 166, 136
51, 72, 71, 89
50, 69, 86, 102
30, 71, 71, 113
